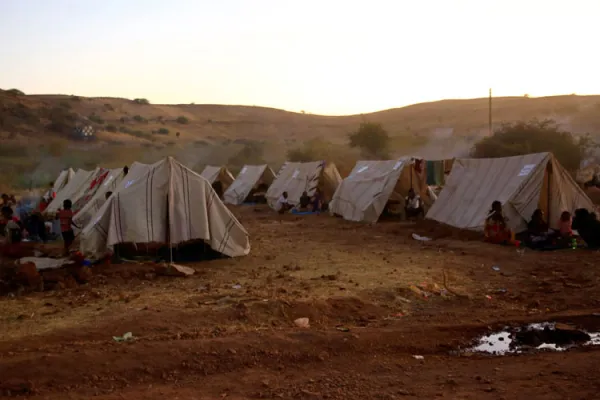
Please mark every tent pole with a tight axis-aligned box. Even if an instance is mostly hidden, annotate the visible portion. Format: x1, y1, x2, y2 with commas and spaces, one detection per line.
547, 162, 552, 224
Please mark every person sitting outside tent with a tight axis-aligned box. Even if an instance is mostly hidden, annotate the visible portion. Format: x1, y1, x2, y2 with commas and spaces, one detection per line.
276, 191, 293, 214
312, 188, 324, 212
404, 188, 424, 220
523, 209, 551, 248
297, 191, 311, 210
557, 211, 573, 238
484, 201, 516, 245
573, 208, 600, 249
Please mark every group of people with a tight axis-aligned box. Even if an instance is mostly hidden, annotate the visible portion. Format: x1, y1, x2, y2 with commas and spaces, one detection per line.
276, 189, 325, 214
484, 200, 598, 250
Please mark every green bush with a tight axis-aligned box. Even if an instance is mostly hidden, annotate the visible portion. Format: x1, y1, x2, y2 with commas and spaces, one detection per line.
133, 115, 147, 123
105, 124, 117, 132
104, 103, 115, 111
472, 119, 592, 173
133, 98, 150, 105
176, 116, 189, 124
157, 128, 169, 135
348, 122, 390, 159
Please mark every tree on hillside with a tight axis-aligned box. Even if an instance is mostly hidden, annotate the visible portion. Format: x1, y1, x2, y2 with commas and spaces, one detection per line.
471, 119, 594, 173
348, 122, 390, 159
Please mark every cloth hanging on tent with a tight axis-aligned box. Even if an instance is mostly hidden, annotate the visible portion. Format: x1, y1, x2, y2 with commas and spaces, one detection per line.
426, 160, 445, 185
426, 161, 436, 185
434, 161, 445, 185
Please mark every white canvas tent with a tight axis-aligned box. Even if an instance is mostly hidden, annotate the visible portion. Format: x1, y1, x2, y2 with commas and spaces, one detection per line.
223, 165, 275, 205
266, 161, 342, 209
71, 168, 124, 214
426, 153, 595, 232
329, 159, 430, 223
200, 166, 235, 191
73, 167, 126, 229
45, 169, 96, 214
52, 168, 75, 195
80, 157, 250, 261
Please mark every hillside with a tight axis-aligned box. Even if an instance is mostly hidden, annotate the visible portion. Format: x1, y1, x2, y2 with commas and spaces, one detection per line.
2, 88, 600, 188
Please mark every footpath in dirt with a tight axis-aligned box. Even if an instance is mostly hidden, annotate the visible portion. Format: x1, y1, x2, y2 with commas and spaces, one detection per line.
2, 206, 600, 399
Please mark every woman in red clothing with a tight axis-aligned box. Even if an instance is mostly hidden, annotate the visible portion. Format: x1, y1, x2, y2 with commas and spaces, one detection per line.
484, 201, 515, 245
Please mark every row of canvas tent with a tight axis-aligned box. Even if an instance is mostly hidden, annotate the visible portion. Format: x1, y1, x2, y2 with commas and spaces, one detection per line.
47, 153, 594, 261
327, 152, 593, 231
199, 154, 594, 232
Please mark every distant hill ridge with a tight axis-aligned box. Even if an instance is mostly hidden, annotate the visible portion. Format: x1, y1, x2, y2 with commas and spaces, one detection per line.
2, 89, 600, 146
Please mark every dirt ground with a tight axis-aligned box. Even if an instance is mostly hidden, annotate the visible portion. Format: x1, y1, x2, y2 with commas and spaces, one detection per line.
2, 206, 600, 399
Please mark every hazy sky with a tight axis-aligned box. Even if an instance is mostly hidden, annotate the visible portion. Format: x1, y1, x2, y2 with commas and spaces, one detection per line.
1, 0, 598, 115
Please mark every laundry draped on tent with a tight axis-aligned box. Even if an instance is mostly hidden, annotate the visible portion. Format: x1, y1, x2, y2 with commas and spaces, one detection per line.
265, 161, 342, 209
426, 153, 594, 232
223, 164, 275, 205
80, 157, 250, 261
73, 167, 127, 229
329, 159, 430, 223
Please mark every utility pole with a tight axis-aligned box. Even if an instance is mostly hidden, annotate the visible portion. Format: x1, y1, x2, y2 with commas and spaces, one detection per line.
488, 88, 492, 136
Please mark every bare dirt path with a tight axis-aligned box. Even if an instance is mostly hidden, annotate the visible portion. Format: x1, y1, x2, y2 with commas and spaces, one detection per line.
2, 206, 600, 399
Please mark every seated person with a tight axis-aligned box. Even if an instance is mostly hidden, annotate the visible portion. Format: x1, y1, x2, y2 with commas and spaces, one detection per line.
404, 188, 424, 219
297, 191, 311, 210
573, 208, 600, 249
557, 211, 574, 238
275, 191, 293, 214
311, 189, 323, 212
524, 209, 551, 248
484, 201, 515, 245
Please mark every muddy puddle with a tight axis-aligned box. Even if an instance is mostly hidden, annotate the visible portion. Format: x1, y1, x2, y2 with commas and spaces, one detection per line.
469, 322, 600, 355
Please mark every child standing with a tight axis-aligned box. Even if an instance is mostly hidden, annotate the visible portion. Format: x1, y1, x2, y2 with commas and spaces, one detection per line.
57, 199, 76, 255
